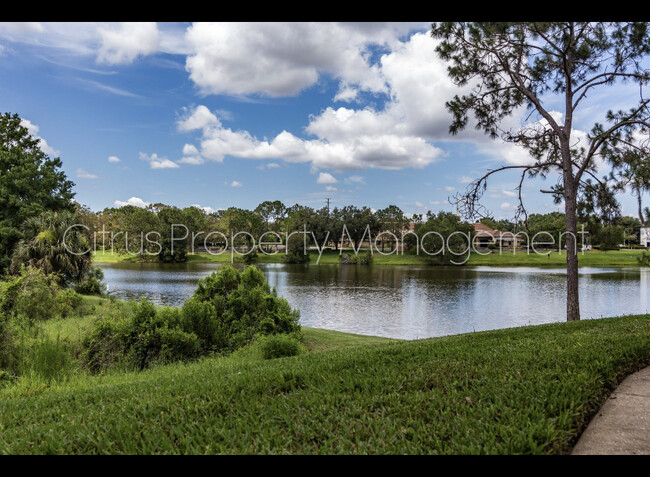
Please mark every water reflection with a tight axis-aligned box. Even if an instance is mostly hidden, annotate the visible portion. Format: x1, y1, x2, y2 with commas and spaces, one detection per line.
99, 262, 650, 340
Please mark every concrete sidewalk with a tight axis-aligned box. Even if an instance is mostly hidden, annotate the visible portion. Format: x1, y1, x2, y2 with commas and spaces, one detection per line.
572, 366, 650, 455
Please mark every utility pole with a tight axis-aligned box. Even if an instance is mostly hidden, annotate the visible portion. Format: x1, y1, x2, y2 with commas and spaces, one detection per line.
326, 198, 331, 214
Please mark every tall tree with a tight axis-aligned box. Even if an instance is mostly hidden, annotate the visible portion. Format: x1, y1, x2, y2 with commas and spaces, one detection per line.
432, 22, 650, 321
0, 113, 75, 273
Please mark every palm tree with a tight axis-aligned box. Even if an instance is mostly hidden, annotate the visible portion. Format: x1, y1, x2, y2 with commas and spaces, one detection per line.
10, 210, 91, 284
619, 150, 650, 226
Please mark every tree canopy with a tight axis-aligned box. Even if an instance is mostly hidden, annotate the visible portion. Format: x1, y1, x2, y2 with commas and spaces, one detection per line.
0, 113, 75, 272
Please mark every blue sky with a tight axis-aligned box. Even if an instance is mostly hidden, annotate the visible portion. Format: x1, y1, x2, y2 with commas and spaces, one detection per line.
0, 22, 643, 219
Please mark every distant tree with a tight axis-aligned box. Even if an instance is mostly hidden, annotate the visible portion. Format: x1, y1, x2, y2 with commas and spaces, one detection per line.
417, 212, 474, 265
376, 205, 408, 252
432, 22, 650, 321
255, 200, 287, 231
0, 113, 75, 273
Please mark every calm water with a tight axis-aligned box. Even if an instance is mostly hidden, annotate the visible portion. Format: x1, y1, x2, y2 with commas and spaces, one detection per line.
99, 262, 650, 340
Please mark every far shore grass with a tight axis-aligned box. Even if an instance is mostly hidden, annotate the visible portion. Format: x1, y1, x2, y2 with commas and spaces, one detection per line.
93, 248, 648, 268
2, 296, 650, 453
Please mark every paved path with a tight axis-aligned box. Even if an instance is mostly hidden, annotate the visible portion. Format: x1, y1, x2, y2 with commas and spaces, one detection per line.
572, 366, 650, 455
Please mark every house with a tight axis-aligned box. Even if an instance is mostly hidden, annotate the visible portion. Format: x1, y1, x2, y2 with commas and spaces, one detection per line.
472, 223, 523, 249
641, 227, 650, 248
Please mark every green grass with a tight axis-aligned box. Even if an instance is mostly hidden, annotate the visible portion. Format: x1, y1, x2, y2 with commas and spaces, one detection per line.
93, 248, 648, 268
467, 249, 646, 267
2, 313, 650, 454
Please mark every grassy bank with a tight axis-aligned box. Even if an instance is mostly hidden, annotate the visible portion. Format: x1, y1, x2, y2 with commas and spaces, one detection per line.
2, 308, 650, 454
93, 248, 647, 268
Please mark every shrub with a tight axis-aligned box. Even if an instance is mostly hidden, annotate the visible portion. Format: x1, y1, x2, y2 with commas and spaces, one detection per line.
192, 266, 301, 348
638, 251, 650, 267
54, 289, 84, 318
75, 266, 107, 296
339, 251, 373, 265
283, 236, 310, 264
82, 266, 301, 372
11, 266, 60, 324
0, 316, 16, 374
256, 334, 305, 360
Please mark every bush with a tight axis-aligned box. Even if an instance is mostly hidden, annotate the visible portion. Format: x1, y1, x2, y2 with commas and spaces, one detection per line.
339, 251, 373, 265
75, 267, 107, 296
256, 334, 305, 360
54, 289, 84, 318
638, 251, 650, 267
82, 266, 301, 372
0, 316, 16, 375
10, 266, 60, 324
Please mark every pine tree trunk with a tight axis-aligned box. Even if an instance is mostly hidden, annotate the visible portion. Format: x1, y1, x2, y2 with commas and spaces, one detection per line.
564, 183, 580, 322
638, 188, 645, 226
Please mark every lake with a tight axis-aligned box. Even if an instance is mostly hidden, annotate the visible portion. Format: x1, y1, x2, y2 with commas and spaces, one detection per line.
99, 262, 650, 340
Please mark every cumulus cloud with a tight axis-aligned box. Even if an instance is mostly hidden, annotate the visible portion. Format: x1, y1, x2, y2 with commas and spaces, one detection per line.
108, 155, 121, 163
458, 176, 473, 184
96, 22, 160, 65
76, 168, 98, 179
325, 186, 338, 192
177, 104, 443, 170
317, 172, 338, 184
114, 196, 150, 208
178, 144, 204, 165
184, 22, 399, 97
20, 118, 59, 156
139, 152, 179, 169
191, 204, 218, 214
228, 180, 243, 187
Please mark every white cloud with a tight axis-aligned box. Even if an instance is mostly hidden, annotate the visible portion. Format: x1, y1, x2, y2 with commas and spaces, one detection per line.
228, 180, 243, 188
489, 189, 518, 199
97, 22, 160, 65
325, 186, 338, 192
347, 175, 365, 184
76, 168, 98, 179
183, 22, 401, 98
114, 196, 149, 208
178, 105, 443, 170
458, 176, 473, 184
20, 118, 59, 156
177, 105, 220, 132
108, 155, 121, 163
139, 152, 179, 169
317, 172, 338, 184
258, 162, 280, 170
439, 186, 455, 192
500, 202, 513, 210
178, 143, 204, 165
414, 201, 425, 208
191, 204, 217, 214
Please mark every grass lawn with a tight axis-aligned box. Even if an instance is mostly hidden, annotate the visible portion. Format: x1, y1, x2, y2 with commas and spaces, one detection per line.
467, 249, 646, 267
93, 248, 647, 268
2, 306, 650, 454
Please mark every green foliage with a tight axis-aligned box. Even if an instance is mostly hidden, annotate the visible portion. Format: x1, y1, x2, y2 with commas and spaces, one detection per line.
638, 251, 650, 267
10, 266, 60, 325
417, 212, 474, 265
3, 315, 650, 454
54, 289, 83, 318
339, 251, 373, 265
595, 224, 624, 251
283, 233, 310, 263
10, 210, 91, 284
255, 334, 305, 360
82, 266, 300, 372
75, 266, 107, 296
0, 112, 75, 274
